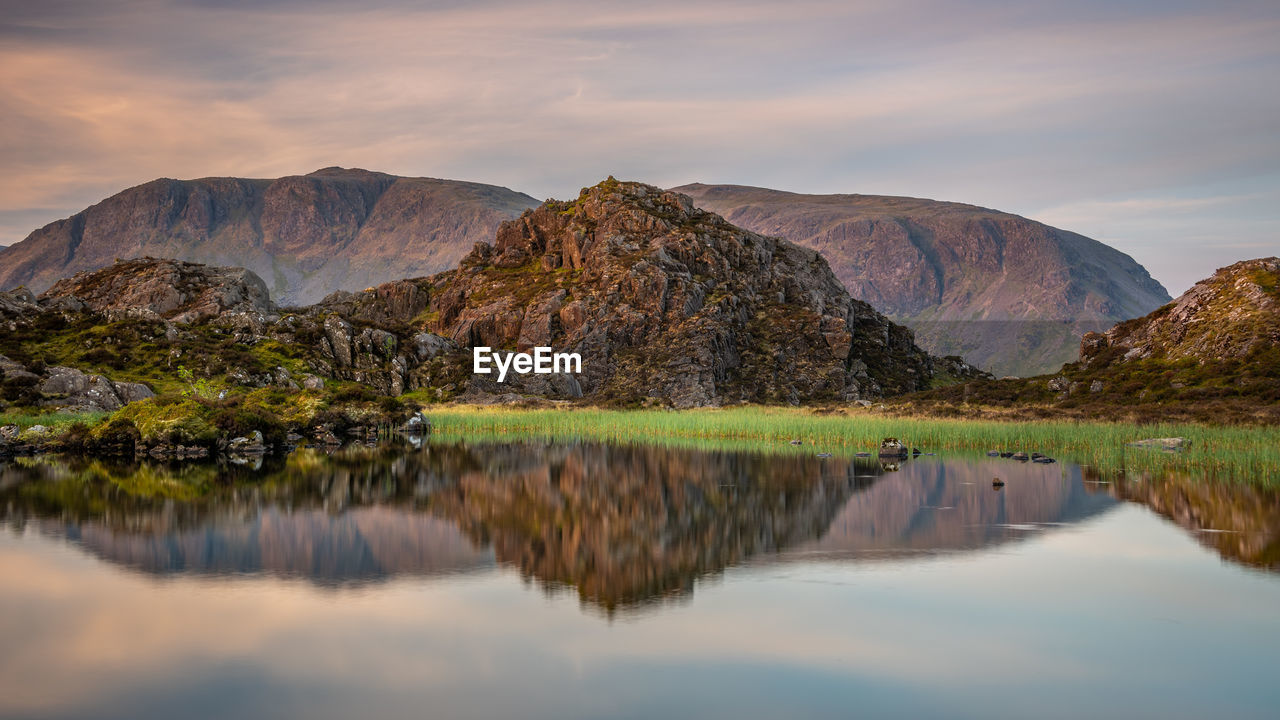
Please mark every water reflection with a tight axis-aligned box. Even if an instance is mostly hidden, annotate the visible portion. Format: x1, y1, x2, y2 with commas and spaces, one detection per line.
1105, 470, 1280, 571
0, 442, 1145, 610
4, 443, 1279, 608
4, 442, 1280, 719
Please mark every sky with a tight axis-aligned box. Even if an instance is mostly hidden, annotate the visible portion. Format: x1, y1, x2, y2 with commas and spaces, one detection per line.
1, 0, 1277, 295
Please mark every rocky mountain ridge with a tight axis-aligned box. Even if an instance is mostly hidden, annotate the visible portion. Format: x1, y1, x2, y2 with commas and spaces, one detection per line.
891, 257, 1280, 423
44, 257, 275, 324
1, 179, 985, 414
1, 170, 1173, 378
1080, 257, 1280, 367
0, 167, 538, 305
419, 178, 982, 406
673, 183, 1171, 376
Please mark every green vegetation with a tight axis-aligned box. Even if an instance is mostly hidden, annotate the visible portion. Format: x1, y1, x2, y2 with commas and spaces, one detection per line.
0, 314, 311, 397
467, 260, 581, 307
422, 405, 1280, 485
0, 410, 110, 431
903, 347, 1280, 424
95, 386, 410, 449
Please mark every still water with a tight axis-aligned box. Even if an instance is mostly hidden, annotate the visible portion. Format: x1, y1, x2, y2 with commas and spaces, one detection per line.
1, 441, 1278, 719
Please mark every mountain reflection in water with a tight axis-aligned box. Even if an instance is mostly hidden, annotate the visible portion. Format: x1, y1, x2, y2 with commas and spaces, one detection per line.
2, 441, 1277, 613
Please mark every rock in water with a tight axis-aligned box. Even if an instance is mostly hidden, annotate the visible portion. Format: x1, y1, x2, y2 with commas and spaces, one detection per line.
424, 178, 963, 407
879, 437, 908, 458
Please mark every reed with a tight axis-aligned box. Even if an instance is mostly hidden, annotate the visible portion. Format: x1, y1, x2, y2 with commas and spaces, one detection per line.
424, 406, 1280, 485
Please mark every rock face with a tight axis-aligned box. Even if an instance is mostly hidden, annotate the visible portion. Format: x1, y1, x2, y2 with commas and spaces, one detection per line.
895, 257, 1279, 424
1, 263, 457, 402
2, 182, 984, 407
0, 167, 538, 305
43, 257, 275, 323
673, 183, 1171, 377
1080, 257, 1280, 366
422, 178, 956, 406
0, 354, 154, 412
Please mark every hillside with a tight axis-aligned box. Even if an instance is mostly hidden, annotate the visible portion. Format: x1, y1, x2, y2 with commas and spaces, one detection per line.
892, 257, 1280, 423
420, 178, 982, 406
1, 180, 986, 452
0, 167, 538, 305
1079, 257, 1280, 365
673, 183, 1171, 376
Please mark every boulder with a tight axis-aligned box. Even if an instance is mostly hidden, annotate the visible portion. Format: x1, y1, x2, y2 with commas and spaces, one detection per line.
227, 430, 266, 454
413, 332, 457, 360
41, 257, 276, 324
36, 366, 150, 412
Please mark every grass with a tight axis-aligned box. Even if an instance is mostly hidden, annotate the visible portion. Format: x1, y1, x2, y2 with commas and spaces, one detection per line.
422, 405, 1280, 486
0, 410, 110, 438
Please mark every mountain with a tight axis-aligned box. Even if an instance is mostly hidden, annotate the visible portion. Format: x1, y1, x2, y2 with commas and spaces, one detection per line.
894, 257, 1280, 423
1, 179, 984, 416
1080, 257, 1280, 365
672, 183, 1171, 377
421, 178, 982, 406
1, 170, 1169, 379
0, 167, 539, 305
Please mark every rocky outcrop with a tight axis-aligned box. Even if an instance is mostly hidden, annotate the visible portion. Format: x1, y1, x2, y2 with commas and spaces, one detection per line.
420, 178, 964, 406
3, 183, 986, 407
1081, 257, 1280, 367
42, 257, 275, 324
674, 183, 1171, 376
894, 257, 1279, 423
1, 261, 460, 401
0, 354, 153, 412
0, 167, 538, 305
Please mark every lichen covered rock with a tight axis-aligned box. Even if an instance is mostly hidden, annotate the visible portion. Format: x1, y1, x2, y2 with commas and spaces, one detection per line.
422, 178, 946, 406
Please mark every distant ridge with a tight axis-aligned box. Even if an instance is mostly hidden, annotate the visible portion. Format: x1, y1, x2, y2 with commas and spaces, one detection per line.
673, 183, 1171, 376
0, 168, 539, 305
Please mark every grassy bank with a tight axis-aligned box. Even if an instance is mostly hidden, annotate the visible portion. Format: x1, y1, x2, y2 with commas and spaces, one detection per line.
424, 406, 1280, 485
0, 410, 111, 441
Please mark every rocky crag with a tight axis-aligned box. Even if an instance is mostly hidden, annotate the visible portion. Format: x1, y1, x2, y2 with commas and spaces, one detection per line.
1079, 257, 1280, 366
0, 167, 538, 305
892, 257, 1280, 423
1, 180, 985, 436
2, 169, 1170, 379
420, 178, 982, 406
674, 183, 1171, 376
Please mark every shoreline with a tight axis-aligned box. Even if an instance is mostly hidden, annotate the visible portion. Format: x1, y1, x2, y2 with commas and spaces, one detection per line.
4, 403, 1278, 486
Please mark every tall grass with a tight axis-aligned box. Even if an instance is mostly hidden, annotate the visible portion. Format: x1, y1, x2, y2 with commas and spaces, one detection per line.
0, 410, 109, 433
425, 406, 1280, 485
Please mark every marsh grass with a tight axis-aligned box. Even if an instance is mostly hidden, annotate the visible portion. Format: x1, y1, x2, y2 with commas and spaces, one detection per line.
425, 406, 1280, 485
0, 410, 109, 433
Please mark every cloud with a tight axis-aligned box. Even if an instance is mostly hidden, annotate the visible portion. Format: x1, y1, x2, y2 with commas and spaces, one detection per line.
0, 0, 1277, 291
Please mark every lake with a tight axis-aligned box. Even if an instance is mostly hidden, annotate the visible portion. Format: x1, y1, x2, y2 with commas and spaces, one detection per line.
1, 440, 1278, 719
